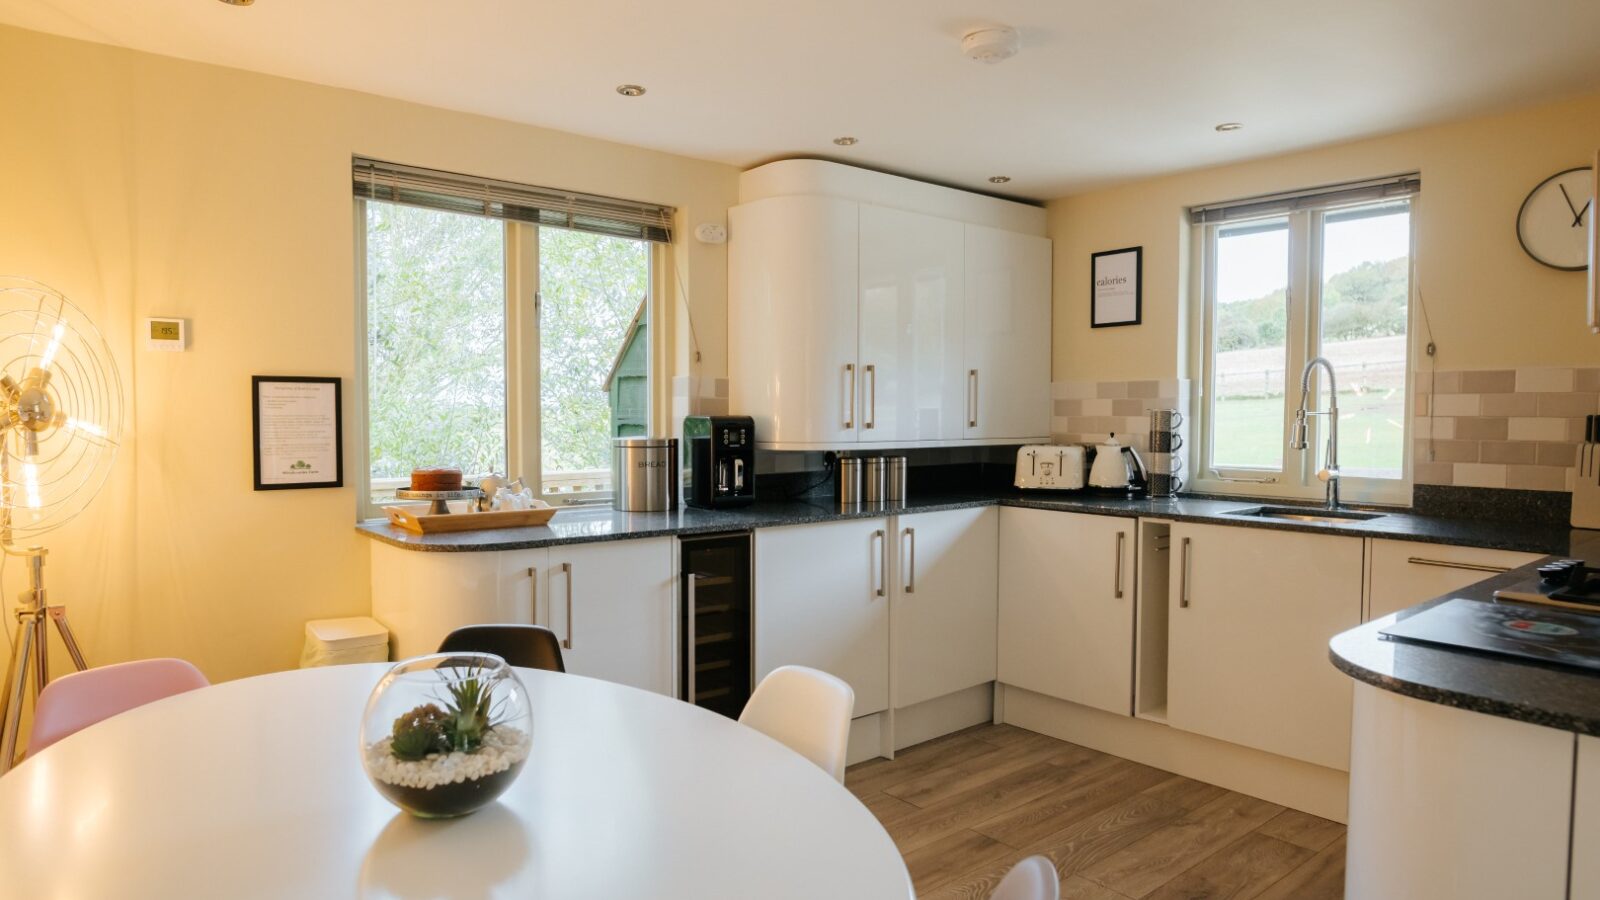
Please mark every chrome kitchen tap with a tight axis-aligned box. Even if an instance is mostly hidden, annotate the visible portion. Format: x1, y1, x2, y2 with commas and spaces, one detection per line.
1289, 357, 1341, 509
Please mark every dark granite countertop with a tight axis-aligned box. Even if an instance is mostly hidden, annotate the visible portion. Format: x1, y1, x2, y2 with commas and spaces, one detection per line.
1331, 529, 1600, 735
356, 489, 1580, 555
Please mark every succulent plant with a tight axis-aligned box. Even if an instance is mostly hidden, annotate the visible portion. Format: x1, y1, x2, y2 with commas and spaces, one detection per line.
442, 674, 496, 752
390, 703, 451, 761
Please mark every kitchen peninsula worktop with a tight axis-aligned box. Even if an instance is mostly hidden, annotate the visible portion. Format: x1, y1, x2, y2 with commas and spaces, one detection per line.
356, 490, 1582, 556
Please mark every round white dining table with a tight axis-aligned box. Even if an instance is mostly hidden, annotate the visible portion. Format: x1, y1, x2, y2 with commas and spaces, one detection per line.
0, 664, 912, 899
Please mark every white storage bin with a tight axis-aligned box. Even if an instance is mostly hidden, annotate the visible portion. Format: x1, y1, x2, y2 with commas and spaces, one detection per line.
300, 617, 389, 668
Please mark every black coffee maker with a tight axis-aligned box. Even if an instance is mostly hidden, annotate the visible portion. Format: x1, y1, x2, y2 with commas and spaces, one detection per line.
683, 416, 756, 509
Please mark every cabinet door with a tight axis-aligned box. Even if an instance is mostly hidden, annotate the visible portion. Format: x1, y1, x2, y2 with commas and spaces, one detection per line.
545, 538, 675, 694
963, 224, 1051, 440
1168, 522, 1363, 770
894, 507, 998, 709
728, 195, 860, 447
998, 508, 1136, 715
755, 518, 890, 716
1368, 539, 1543, 620
1574, 735, 1600, 900
497, 548, 547, 626
858, 205, 966, 442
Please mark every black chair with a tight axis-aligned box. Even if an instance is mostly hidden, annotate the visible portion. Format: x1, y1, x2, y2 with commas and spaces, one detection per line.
437, 624, 566, 672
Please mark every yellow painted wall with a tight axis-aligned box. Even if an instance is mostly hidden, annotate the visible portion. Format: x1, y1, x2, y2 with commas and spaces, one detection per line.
0, 25, 738, 682
1050, 90, 1600, 382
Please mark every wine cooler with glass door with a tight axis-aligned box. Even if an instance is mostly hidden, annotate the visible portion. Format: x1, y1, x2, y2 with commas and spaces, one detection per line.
680, 533, 754, 719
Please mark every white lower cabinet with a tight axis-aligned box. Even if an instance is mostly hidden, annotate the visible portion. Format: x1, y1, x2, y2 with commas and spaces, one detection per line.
1167, 522, 1363, 770
998, 508, 1136, 715
754, 518, 891, 716
1575, 735, 1600, 900
1367, 538, 1543, 620
893, 507, 998, 709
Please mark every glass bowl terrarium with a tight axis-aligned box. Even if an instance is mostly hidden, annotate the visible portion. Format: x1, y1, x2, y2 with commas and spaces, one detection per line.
360, 652, 532, 818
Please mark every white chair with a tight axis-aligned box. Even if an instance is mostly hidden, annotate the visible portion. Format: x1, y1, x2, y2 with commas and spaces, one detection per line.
739, 665, 854, 783
992, 855, 1060, 900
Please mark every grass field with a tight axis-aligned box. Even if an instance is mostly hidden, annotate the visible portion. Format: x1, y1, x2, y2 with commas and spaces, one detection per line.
1211, 393, 1405, 478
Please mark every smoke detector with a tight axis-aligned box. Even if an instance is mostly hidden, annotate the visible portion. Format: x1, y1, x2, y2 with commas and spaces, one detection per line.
961, 27, 1020, 64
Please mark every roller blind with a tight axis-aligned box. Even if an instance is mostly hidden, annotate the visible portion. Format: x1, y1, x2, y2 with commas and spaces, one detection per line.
1189, 173, 1420, 225
352, 157, 675, 243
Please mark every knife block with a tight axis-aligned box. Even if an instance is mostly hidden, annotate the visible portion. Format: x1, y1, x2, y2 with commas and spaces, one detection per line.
1575, 443, 1600, 530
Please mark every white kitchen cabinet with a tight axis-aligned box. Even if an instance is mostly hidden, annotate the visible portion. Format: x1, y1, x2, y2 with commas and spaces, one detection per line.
998, 508, 1136, 716
545, 538, 676, 695
755, 518, 890, 716
1573, 735, 1600, 900
1167, 522, 1363, 770
962, 224, 1051, 440
893, 506, 998, 709
371, 543, 529, 659
728, 194, 861, 447
1367, 539, 1543, 620
858, 205, 966, 442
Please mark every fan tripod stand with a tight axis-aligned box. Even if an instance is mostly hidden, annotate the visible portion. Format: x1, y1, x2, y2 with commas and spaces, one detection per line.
0, 547, 88, 770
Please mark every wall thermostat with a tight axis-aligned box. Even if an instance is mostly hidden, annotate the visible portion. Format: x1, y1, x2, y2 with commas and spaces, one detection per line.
694, 223, 728, 244
144, 317, 187, 351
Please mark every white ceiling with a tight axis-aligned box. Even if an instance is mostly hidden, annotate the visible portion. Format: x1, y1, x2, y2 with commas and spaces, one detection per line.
4, 0, 1600, 199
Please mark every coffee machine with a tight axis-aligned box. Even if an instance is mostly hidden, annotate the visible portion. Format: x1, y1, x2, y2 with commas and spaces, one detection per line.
683, 415, 756, 509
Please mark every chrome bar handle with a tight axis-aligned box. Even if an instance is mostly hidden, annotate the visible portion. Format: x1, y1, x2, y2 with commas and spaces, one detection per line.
685, 573, 700, 703
1179, 537, 1192, 608
873, 529, 886, 597
967, 369, 979, 428
1406, 557, 1511, 574
843, 363, 856, 430
864, 364, 877, 429
904, 527, 916, 594
527, 566, 538, 623
1115, 531, 1126, 599
560, 561, 574, 649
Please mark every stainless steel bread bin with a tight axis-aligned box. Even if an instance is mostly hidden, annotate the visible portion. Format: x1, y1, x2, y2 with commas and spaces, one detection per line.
612, 437, 679, 511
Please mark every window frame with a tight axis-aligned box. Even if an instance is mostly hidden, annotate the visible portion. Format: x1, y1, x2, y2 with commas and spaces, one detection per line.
355, 198, 655, 520
1190, 197, 1417, 506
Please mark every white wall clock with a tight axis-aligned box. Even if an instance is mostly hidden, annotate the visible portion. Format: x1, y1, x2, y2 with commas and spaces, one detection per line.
1517, 166, 1593, 271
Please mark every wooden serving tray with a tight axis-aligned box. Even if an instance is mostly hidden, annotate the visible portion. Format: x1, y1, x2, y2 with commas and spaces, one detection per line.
385, 505, 557, 534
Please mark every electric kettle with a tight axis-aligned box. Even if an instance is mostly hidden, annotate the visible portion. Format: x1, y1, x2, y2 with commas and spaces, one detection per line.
1088, 435, 1148, 493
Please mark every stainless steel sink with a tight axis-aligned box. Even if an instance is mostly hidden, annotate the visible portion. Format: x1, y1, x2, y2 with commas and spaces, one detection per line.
1225, 506, 1386, 525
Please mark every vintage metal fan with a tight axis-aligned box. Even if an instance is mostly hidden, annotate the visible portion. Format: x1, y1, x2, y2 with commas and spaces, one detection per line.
0, 277, 124, 769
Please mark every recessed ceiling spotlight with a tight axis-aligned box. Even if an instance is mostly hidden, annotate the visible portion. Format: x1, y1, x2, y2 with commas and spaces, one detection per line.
988, 176, 1011, 184
833, 136, 859, 146
962, 26, 1021, 63
616, 84, 646, 97
1215, 122, 1244, 132
216, 0, 254, 5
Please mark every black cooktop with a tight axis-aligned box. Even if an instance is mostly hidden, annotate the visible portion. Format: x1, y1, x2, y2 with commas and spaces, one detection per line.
1382, 597, 1600, 673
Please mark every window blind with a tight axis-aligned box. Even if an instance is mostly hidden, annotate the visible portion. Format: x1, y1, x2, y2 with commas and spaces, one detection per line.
352, 157, 675, 243
1188, 173, 1420, 225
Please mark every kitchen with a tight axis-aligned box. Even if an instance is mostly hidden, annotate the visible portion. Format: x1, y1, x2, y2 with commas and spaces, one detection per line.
0, 3, 1598, 899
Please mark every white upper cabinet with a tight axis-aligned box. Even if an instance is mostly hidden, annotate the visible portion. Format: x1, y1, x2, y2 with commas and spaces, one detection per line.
728, 195, 861, 447
858, 205, 966, 442
729, 160, 1050, 449
963, 224, 1052, 440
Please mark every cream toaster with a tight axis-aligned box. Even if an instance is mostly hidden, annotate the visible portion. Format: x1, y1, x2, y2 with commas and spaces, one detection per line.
1014, 445, 1086, 490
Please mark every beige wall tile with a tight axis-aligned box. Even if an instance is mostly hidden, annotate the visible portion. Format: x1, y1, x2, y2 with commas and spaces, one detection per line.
1097, 382, 1129, 399
1112, 399, 1145, 416
1432, 371, 1463, 394
1479, 393, 1538, 417
1128, 380, 1160, 399
1454, 417, 1508, 441
1415, 393, 1429, 416
1453, 463, 1508, 488
1508, 417, 1571, 442
1479, 441, 1537, 465
1507, 465, 1569, 491
1538, 442, 1580, 467
1414, 461, 1454, 485
1081, 398, 1114, 416
1057, 381, 1097, 400
1577, 369, 1600, 393
1460, 370, 1516, 393
1432, 394, 1481, 417
1415, 417, 1455, 440
1055, 399, 1082, 416
1537, 393, 1599, 417
1423, 439, 1480, 463
1516, 367, 1576, 393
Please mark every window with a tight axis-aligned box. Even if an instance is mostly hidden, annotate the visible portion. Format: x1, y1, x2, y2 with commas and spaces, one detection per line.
355, 159, 670, 515
1194, 177, 1417, 503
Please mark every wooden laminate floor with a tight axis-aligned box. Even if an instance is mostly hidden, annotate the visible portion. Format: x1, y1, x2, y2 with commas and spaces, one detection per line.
846, 724, 1345, 899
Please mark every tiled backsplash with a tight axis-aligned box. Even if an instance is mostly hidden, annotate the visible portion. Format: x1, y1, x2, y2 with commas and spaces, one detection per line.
1051, 379, 1192, 453
1415, 367, 1600, 491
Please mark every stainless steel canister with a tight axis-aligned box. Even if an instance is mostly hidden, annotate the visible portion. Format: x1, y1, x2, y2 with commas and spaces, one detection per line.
612, 437, 679, 511
863, 457, 888, 503
837, 457, 864, 506
886, 456, 908, 502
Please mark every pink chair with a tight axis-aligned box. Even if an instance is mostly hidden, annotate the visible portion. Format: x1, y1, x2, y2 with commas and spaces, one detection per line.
27, 658, 209, 756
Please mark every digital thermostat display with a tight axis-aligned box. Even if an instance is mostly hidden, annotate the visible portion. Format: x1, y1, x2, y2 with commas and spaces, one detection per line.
144, 317, 187, 351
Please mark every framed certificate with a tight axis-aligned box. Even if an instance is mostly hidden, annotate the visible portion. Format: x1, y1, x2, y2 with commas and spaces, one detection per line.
252, 376, 343, 490
1091, 246, 1142, 328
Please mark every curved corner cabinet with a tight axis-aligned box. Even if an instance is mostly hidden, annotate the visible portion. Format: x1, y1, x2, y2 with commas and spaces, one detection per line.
728, 160, 1051, 450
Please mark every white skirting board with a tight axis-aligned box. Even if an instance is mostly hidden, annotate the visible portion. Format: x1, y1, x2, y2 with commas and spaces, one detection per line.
1000, 684, 1350, 822
846, 682, 997, 765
